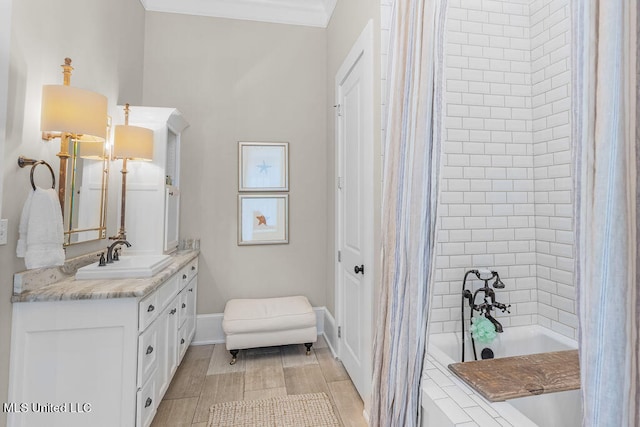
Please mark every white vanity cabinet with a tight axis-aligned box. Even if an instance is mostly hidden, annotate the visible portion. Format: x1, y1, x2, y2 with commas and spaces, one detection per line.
136, 257, 198, 427
8, 256, 198, 427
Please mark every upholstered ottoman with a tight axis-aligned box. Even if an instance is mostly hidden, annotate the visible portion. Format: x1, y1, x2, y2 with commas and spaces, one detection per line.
222, 296, 317, 364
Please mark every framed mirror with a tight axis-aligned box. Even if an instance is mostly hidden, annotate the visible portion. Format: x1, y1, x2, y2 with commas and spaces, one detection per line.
62, 137, 109, 245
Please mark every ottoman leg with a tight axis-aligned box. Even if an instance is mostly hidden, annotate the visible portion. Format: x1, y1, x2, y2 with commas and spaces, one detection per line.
304, 343, 313, 355
229, 349, 239, 365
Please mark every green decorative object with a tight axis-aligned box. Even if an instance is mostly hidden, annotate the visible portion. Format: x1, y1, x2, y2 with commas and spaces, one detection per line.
470, 316, 497, 344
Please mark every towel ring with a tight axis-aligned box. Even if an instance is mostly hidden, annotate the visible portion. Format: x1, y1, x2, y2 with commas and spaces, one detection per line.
30, 161, 56, 191
17, 156, 56, 190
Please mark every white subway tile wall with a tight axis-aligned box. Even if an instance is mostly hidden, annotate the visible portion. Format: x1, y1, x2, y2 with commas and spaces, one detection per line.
530, 0, 576, 339
435, 0, 536, 335
379, 0, 576, 341
434, 0, 575, 339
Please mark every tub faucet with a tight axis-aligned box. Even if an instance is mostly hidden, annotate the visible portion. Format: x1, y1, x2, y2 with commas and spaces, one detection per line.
464, 272, 511, 334
484, 313, 503, 333
106, 240, 131, 263
461, 269, 510, 361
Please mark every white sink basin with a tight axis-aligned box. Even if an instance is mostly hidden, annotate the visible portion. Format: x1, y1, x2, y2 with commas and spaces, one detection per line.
76, 255, 172, 280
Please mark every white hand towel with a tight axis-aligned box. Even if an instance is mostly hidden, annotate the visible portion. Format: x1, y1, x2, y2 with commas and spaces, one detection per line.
18, 187, 65, 269
16, 190, 34, 258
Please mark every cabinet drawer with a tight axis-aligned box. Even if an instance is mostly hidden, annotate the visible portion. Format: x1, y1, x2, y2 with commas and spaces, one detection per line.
178, 268, 189, 289
138, 322, 159, 387
156, 274, 179, 312
187, 259, 198, 281
178, 323, 189, 362
178, 259, 198, 290
139, 293, 160, 332
136, 375, 157, 427
178, 290, 188, 328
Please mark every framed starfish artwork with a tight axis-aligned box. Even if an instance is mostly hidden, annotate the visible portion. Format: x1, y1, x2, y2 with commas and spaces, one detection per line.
238, 142, 289, 191
238, 194, 289, 245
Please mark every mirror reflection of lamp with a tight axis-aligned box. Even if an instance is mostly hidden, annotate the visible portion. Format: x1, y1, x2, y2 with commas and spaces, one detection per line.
40, 58, 108, 212
111, 104, 154, 241
78, 140, 107, 160
71, 136, 109, 242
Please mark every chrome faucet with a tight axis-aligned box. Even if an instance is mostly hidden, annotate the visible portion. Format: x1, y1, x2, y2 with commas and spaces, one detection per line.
106, 240, 131, 263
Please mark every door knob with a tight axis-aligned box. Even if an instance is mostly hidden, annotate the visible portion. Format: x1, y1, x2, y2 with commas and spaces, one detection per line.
354, 265, 364, 275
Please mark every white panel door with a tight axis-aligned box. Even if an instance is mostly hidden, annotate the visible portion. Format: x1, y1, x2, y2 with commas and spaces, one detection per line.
335, 21, 374, 400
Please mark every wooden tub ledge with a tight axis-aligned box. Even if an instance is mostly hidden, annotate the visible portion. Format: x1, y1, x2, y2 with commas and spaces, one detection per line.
448, 349, 580, 402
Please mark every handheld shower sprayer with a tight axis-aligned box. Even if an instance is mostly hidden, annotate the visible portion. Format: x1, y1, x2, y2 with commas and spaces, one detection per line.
493, 276, 505, 289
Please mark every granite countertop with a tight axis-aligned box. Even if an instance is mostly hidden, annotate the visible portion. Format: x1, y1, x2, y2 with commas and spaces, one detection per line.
448, 349, 580, 401
12, 250, 199, 303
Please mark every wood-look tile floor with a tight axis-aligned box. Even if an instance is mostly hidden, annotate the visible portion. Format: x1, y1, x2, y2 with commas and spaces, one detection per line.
150, 337, 368, 427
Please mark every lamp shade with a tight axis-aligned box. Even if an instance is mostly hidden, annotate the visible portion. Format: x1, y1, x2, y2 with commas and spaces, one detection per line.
113, 125, 154, 161
41, 85, 108, 139
78, 139, 106, 159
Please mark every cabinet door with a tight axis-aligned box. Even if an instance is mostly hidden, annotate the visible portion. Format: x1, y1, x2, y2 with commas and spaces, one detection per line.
177, 289, 187, 328
9, 299, 138, 427
178, 324, 189, 362
156, 299, 179, 400
136, 375, 157, 427
137, 321, 159, 387
185, 276, 197, 342
164, 186, 179, 252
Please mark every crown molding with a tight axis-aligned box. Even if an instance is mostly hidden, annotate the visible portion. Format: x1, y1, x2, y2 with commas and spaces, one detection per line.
140, 0, 337, 28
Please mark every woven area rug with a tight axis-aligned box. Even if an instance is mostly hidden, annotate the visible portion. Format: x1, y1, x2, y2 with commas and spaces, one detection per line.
208, 392, 341, 427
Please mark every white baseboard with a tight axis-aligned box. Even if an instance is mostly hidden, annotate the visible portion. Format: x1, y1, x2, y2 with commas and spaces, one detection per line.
315, 306, 325, 335
322, 308, 338, 357
192, 306, 329, 346
192, 313, 225, 345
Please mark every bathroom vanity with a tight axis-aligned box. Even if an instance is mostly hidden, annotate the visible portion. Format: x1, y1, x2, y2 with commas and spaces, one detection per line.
8, 251, 198, 427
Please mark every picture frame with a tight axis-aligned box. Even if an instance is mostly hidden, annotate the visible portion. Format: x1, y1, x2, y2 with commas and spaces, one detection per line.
238, 142, 289, 192
238, 194, 289, 245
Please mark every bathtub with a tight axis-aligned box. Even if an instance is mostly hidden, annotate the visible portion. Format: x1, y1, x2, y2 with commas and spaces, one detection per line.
422, 325, 582, 427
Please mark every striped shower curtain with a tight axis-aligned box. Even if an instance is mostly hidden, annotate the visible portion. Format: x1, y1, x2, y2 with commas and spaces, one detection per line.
572, 0, 639, 425
370, 0, 446, 426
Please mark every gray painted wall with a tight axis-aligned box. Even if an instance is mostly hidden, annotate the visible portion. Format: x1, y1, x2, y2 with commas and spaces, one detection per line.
142, 12, 328, 313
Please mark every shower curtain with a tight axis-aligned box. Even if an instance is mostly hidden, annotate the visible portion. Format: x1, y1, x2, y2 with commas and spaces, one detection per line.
572, 0, 639, 425
370, 0, 446, 426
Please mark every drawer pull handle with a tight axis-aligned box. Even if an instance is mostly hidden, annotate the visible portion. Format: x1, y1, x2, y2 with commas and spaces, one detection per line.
181, 338, 185, 344
147, 304, 155, 312
191, 266, 196, 271
146, 345, 154, 355
145, 397, 152, 408
170, 308, 177, 315
188, 288, 193, 292
183, 274, 187, 280
182, 303, 186, 308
